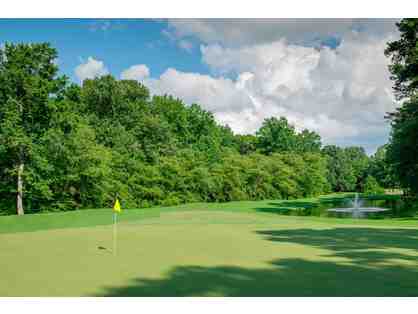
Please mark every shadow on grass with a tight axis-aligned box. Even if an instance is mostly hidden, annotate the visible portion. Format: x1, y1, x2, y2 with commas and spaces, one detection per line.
98, 228, 418, 297
256, 201, 321, 215
98, 258, 418, 297
257, 227, 418, 252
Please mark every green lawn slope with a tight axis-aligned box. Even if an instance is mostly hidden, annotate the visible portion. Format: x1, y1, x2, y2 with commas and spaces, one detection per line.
1, 196, 417, 297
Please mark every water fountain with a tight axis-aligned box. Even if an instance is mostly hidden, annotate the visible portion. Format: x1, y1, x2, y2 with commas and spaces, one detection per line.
327, 193, 390, 218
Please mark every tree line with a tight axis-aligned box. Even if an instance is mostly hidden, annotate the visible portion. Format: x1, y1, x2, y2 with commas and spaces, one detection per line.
0, 41, 395, 215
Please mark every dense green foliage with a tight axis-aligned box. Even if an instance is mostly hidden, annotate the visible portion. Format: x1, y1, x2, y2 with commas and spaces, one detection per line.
0, 43, 66, 214
0, 43, 331, 214
367, 145, 397, 189
321, 145, 370, 192
256, 117, 321, 154
0, 42, 396, 215
386, 97, 418, 196
363, 176, 385, 195
385, 18, 418, 197
385, 19, 418, 100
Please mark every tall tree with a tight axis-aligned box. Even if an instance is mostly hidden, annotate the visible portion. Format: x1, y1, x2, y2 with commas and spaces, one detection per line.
344, 146, 370, 190
235, 134, 257, 155
367, 144, 398, 189
385, 19, 418, 99
297, 129, 322, 153
256, 117, 298, 154
322, 145, 357, 192
386, 97, 418, 195
0, 43, 65, 214
385, 19, 418, 196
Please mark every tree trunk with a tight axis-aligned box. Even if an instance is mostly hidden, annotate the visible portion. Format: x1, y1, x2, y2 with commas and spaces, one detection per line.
16, 98, 25, 216
16, 162, 24, 215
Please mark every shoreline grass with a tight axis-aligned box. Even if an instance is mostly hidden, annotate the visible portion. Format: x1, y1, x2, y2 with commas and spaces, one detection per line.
0, 193, 416, 234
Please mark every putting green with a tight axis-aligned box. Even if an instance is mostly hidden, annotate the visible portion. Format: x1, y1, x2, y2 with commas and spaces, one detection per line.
1, 210, 417, 296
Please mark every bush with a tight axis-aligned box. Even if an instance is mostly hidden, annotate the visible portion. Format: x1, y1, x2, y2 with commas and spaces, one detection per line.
363, 176, 385, 195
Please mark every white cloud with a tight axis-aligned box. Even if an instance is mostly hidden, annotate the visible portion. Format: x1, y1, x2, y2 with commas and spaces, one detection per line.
120, 64, 150, 81
145, 68, 253, 113
165, 19, 399, 47
205, 33, 397, 152
74, 57, 109, 82
142, 30, 398, 154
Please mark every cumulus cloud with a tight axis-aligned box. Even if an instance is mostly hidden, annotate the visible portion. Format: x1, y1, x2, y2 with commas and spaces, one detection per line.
139, 29, 398, 154
120, 64, 150, 81
75, 57, 108, 82
205, 33, 397, 152
145, 68, 253, 113
165, 19, 399, 47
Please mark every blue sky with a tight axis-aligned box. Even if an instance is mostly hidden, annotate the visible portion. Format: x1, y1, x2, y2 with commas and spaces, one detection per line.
0, 19, 208, 81
0, 19, 343, 82
0, 19, 400, 153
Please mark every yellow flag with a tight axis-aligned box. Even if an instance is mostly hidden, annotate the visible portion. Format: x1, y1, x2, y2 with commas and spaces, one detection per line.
113, 198, 122, 213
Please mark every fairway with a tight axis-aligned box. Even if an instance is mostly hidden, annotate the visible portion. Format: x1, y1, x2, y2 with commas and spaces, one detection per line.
1, 207, 417, 297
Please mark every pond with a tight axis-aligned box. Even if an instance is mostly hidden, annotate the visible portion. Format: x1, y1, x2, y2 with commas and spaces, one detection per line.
272, 194, 404, 218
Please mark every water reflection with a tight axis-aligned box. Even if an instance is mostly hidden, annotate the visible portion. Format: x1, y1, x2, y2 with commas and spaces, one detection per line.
261, 194, 403, 218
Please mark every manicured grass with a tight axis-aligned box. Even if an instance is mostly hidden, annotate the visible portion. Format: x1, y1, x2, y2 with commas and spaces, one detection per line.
0, 193, 414, 234
0, 197, 417, 296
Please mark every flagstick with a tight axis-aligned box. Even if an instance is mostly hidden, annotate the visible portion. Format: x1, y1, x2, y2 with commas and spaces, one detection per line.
113, 211, 117, 256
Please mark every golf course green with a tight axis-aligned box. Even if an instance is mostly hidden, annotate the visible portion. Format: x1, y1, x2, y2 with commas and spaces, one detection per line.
1, 197, 417, 297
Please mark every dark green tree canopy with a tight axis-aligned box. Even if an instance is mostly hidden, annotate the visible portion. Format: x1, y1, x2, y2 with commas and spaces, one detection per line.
385, 18, 418, 99
322, 145, 357, 192
256, 117, 321, 155
367, 144, 398, 189
387, 97, 418, 195
256, 117, 298, 154
386, 18, 418, 196
0, 42, 67, 214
